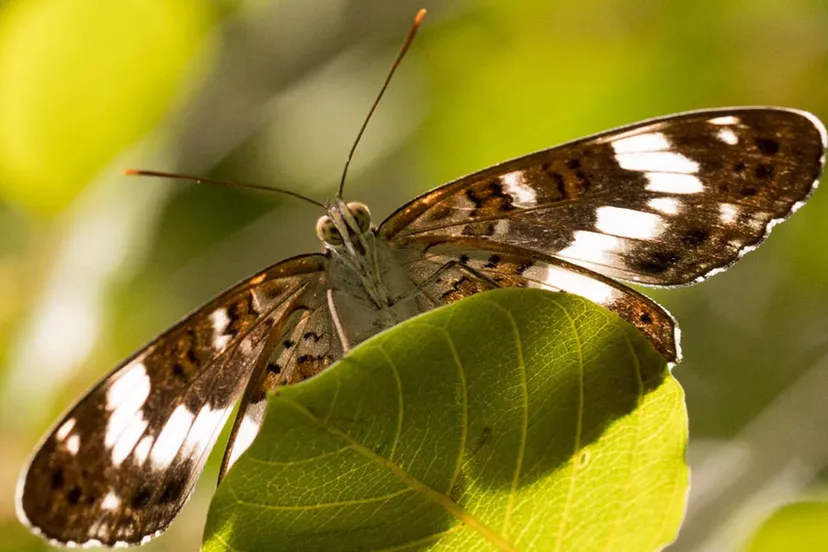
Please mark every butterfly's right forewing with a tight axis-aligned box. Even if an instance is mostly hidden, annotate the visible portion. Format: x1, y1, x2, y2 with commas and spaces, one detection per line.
381, 108, 826, 286
17, 254, 327, 547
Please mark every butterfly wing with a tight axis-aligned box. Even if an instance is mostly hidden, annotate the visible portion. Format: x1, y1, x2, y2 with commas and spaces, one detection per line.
399, 237, 679, 362
219, 286, 340, 480
16, 254, 328, 547
381, 108, 826, 286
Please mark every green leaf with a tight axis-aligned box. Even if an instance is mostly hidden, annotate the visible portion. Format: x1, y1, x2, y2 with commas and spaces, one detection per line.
204, 289, 688, 551
744, 501, 828, 552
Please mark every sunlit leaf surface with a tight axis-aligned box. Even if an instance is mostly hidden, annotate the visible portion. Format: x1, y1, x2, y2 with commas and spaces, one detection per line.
204, 289, 688, 551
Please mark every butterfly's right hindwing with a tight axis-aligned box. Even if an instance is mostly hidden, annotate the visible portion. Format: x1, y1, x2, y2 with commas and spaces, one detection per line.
16, 254, 327, 547
401, 237, 679, 363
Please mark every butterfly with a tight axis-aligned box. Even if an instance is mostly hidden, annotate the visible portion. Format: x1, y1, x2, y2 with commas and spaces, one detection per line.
16, 12, 828, 550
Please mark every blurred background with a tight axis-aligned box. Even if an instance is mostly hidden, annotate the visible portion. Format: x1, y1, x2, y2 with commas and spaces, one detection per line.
1, 0, 827, 550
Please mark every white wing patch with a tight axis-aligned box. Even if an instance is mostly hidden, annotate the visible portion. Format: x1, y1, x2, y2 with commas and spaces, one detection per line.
209, 308, 233, 349
56, 418, 76, 441
133, 435, 153, 466
558, 230, 625, 265
647, 197, 680, 215
708, 115, 741, 125
183, 405, 231, 458
150, 405, 194, 468
645, 172, 704, 194
101, 491, 121, 511
611, 131, 670, 154
64, 435, 80, 455
111, 413, 148, 466
106, 362, 150, 410
104, 362, 151, 449
226, 413, 261, 471
501, 170, 538, 207
719, 203, 739, 224
716, 127, 739, 145
534, 264, 617, 305
595, 206, 664, 240
616, 151, 700, 173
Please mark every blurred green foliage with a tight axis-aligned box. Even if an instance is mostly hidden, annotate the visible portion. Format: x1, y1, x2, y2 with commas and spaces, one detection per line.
0, 0, 216, 214
745, 501, 828, 552
1, 0, 827, 551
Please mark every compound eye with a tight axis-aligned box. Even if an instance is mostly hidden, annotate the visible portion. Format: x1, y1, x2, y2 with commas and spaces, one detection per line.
315, 216, 343, 245
347, 202, 371, 233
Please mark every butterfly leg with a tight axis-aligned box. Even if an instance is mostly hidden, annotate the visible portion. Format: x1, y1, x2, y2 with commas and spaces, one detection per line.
327, 288, 352, 352
392, 260, 500, 306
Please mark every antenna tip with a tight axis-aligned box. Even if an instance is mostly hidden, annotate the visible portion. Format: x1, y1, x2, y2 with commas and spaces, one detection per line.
415, 9, 427, 24
123, 169, 140, 176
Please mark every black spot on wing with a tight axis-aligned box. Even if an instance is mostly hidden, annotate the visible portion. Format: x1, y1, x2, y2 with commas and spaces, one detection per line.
172, 363, 188, 381
484, 255, 501, 269
159, 476, 187, 505
681, 227, 710, 248
267, 362, 282, 375
755, 164, 775, 180
50, 468, 64, 490
635, 250, 682, 275
131, 486, 152, 509
302, 331, 322, 342
67, 486, 82, 505
755, 138, 780, 155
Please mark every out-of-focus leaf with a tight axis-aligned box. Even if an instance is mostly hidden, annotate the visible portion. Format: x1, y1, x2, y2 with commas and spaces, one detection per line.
0, 0, 216, 214
744, 501, 828, 552
204, 289, 688, 551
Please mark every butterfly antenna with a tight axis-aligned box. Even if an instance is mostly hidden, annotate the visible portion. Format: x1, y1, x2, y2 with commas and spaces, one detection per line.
337, 8, 427, 198
123, 169, 327, 209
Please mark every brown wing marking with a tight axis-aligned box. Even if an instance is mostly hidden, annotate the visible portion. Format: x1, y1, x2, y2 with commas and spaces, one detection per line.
17, 254, 327, 547
381, 108, 825, 286
218, 279, 338, 481
401, 237, 679, 363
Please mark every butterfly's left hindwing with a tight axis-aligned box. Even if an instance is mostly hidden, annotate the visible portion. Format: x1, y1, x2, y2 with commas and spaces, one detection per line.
17, 254, 327, 547
219, 281, 340, 480
381, 108, 826, 286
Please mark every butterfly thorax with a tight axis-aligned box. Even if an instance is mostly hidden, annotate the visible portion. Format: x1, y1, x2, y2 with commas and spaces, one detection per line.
317, 199, 422, 349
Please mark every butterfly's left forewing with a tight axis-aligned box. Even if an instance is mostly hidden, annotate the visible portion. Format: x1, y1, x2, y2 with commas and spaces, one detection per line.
17, 254, 328, 547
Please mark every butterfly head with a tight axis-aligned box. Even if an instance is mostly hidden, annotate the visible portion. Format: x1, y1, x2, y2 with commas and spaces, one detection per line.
316, 200, 373, 252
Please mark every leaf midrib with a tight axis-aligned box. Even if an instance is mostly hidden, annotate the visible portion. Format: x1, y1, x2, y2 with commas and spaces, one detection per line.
278, 397, 519, 552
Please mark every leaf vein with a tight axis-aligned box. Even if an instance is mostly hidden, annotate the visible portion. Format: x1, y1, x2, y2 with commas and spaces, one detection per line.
230, 487, 415, 512
378, 345, 405, 461
605, 329, 645, 550
478, 299, 529, 539
280, 397, 518, 552
542, 297, 584, 552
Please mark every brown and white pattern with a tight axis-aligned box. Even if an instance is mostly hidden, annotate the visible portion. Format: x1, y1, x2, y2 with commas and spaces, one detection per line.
17, 107, 826, 547
17, 255, 329, 546
382, 109, 826, 286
